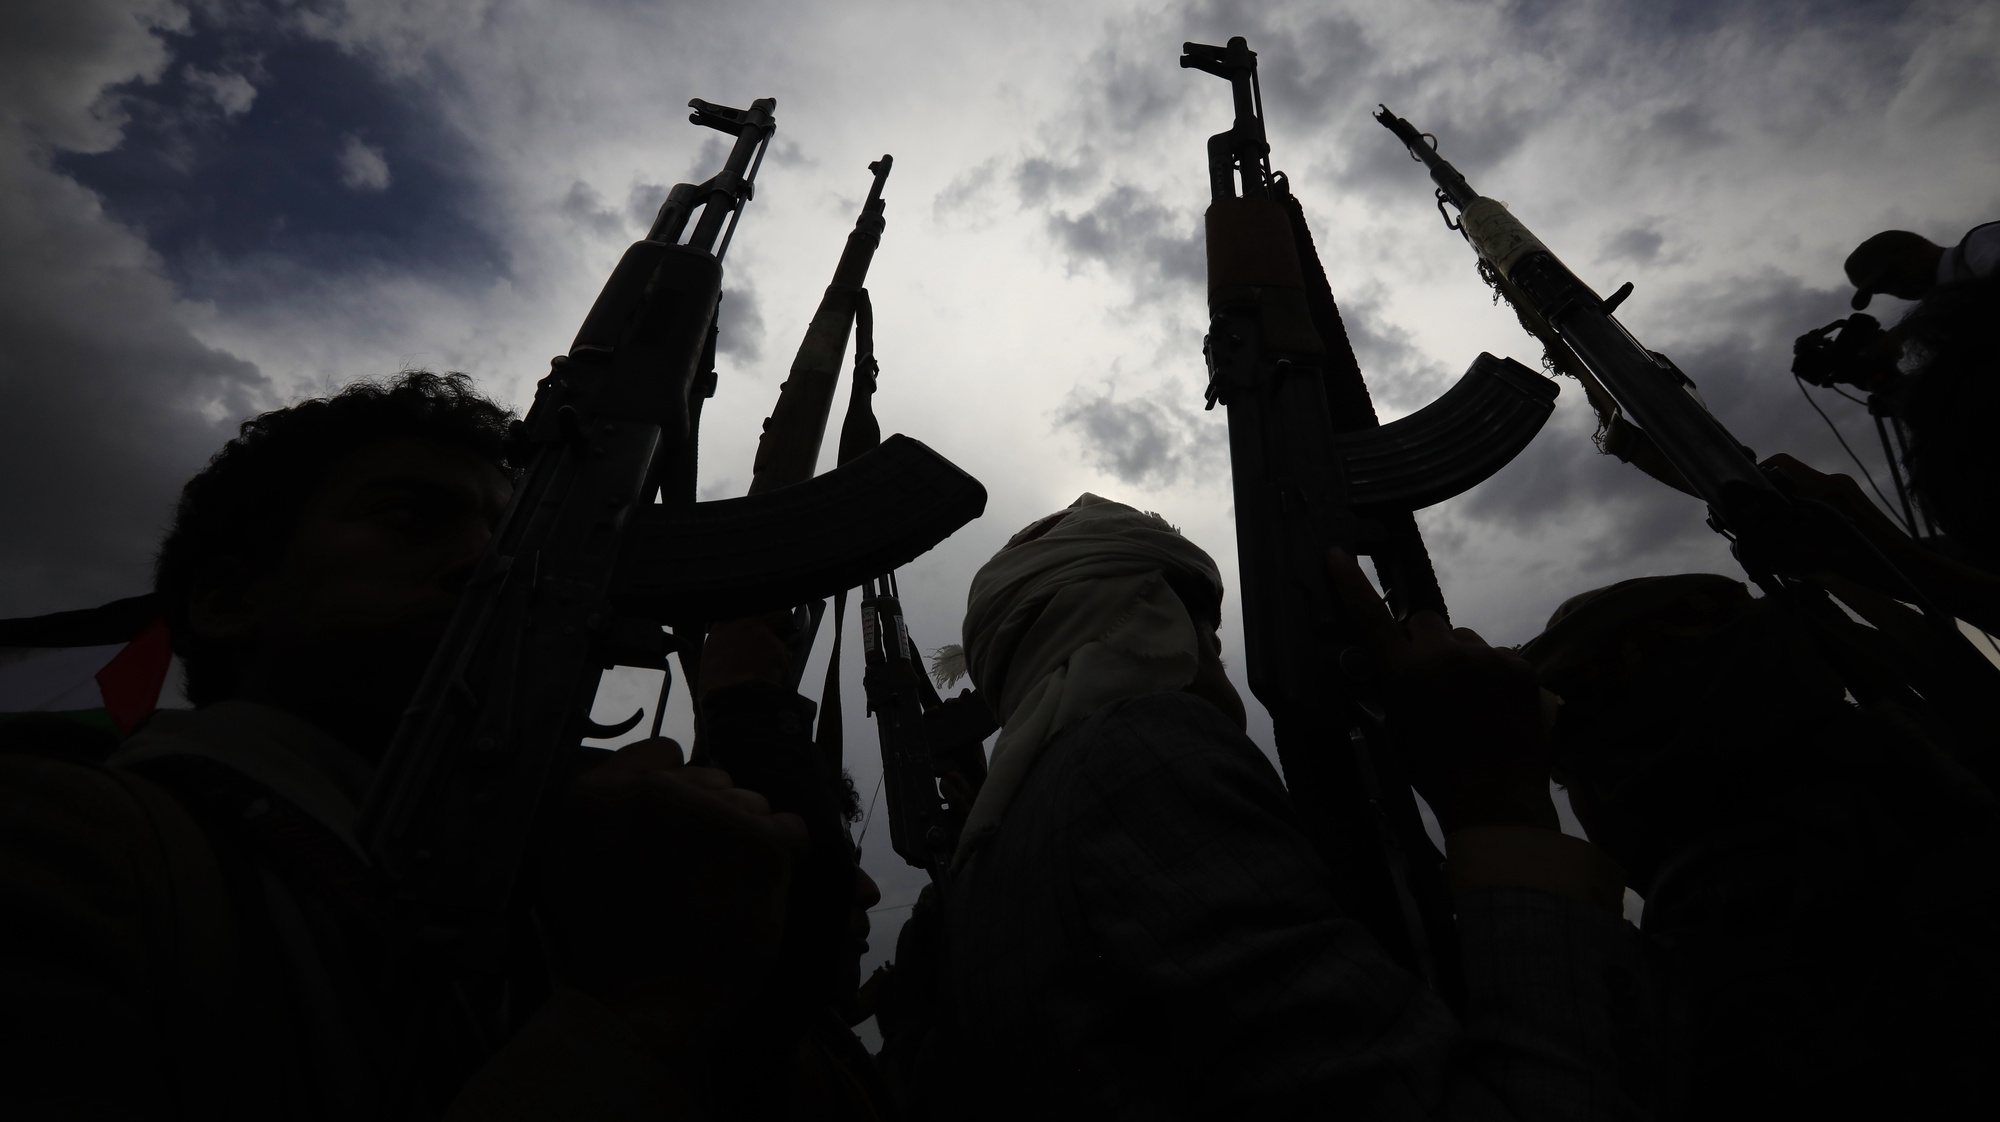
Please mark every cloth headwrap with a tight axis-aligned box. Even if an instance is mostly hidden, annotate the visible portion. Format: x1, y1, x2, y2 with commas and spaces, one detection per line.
953, 495, 1222, 865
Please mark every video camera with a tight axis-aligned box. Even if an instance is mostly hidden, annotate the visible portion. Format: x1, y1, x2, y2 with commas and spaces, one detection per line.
1792, 313, 1901, 394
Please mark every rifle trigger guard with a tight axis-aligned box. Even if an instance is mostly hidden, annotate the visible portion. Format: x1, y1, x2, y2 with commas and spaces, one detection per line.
580, 708, 646, 741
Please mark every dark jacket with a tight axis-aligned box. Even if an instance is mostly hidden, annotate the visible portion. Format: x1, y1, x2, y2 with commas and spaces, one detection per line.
0, 690, 890, 1120
941, 691, 1657, 1120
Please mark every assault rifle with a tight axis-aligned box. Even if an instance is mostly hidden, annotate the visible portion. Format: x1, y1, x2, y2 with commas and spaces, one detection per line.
355, 97, 986, 1055
1183, 39, 1558, 997
859, 574, 992, 882
813, 242, 994, 883
744, 156, 894, 725
1371, 108, 1975, 607
1374, 105, 1789, 549
1372, 106, 1999, 743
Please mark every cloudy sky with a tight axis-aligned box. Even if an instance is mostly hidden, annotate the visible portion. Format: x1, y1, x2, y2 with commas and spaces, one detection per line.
5, 0, 1997, 984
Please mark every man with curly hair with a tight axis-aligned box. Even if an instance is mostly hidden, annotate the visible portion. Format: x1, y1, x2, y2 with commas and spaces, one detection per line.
0, 372, 862, 1119
152, 371, 517, 727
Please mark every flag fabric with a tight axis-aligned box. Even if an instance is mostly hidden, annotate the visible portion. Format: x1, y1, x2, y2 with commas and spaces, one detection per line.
0, 595, 172, 736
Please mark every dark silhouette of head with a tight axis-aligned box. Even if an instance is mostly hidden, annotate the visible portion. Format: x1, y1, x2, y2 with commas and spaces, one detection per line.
154, 371, 515, 734
1524, 575, 1847, 890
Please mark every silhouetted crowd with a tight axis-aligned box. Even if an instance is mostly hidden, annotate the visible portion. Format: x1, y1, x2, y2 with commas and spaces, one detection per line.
2, 223, 1995, 1120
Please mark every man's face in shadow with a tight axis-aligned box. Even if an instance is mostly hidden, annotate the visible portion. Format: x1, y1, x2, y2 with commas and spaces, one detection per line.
196, 436, 513, 744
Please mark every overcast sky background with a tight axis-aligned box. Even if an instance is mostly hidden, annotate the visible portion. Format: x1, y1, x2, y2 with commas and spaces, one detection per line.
5, 0, 1997, 995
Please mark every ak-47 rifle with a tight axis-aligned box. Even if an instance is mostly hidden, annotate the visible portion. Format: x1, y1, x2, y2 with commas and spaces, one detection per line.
1374, 105, 1793, 551
858, 569, 992, 883
1183, 39, 1560, 997
354, 98, 986, 1058
1372, 106, 2000, 748
810, 229, 992, 884
741, 156, 894, 741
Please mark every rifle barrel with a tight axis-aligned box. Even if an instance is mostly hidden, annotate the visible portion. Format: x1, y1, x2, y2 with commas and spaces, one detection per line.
749, 157, 895, 495
1373, 106, 1477, 210
1375, 107, 1779, 533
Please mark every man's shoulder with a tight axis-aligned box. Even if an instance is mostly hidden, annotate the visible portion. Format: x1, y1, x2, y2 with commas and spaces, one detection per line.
980, 690, 1293, 864
1051, 690, 1277, 790
0, 718, 183, 849
0, 718, 229, 977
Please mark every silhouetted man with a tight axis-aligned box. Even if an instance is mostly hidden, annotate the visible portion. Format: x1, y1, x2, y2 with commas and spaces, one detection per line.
0, 372, 862, 1119
933, 496, 1653, 1121
1526, 572, 2000, 1117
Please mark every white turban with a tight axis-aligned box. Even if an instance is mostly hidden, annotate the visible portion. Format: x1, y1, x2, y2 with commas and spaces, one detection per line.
953, 494, 1223, 864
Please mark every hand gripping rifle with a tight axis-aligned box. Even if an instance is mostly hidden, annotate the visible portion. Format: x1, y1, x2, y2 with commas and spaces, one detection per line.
1183, 39, 1558, 998
1372, 106, 2000, 748
355, 98, 986, 1056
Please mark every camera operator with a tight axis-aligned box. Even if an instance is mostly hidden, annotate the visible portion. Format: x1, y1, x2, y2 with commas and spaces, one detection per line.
1844, 222, 1999, 310
1774, 222, 2000, 633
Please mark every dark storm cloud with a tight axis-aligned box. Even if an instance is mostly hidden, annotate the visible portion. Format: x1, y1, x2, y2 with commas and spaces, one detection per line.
618, 131, 779, 242
1603, 224, 1666, 265
1080, 35, 1193, 141
1053, 382, 1219, 488
1453, 267, 1888, 580
1657, 271, 1870, 465
1299, 0, 1916, 203
54, 7, 505, 302
0, 206, 265, 613
613, 138, 768, 243
1068, 3, 1378, 163
1645, 104, 1729, 156
1322, 90, 1538, 203
1449, 399, 1719, 587
715, 283, 764, 364
0, 0, 178, 153
683, 136, 730, 186
0, 1, 271, 615
1156, 2, 1540, 201
1334, 292, 1455, 415
767, 136, 812, 169
628, 180, 670, 231
932, 156, 1003, 225
1045, 184, 1203, 294
561, 181, 625, 237
1013, 155, 1097, 207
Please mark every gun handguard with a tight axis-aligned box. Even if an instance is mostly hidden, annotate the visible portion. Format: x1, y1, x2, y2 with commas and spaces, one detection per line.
749, 156, 894, 494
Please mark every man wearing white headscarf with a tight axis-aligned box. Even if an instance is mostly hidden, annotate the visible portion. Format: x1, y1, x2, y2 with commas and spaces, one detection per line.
951, 494, 1236, 863
929, 496, 1654, 1121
